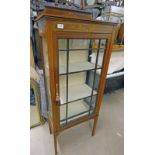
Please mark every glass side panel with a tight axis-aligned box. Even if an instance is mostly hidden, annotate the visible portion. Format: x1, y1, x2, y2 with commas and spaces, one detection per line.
58, 38, 107, 127
42, 38, 52, 113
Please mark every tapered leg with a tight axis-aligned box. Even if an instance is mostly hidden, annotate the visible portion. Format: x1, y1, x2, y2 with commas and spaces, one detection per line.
54, 134, 57, 155
92, 117, 98, 136
48, 113, 53, 135
48, 120, 52, 134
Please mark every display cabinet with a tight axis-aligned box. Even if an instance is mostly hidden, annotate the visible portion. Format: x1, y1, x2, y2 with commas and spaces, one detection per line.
37, 6, 116, 154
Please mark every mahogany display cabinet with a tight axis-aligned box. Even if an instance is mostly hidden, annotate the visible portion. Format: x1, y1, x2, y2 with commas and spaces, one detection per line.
36, 6, 116, 154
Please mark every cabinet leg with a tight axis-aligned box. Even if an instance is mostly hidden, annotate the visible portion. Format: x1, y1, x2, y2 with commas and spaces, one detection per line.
92, 117, 98, 136
54, 134, 58, 155
48, 120, 52, 135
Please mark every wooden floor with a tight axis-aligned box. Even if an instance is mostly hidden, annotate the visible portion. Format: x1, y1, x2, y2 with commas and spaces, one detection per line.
30, 89, 124, 155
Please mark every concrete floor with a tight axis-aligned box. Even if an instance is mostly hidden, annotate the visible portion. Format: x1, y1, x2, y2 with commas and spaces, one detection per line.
30, 89, 124, 155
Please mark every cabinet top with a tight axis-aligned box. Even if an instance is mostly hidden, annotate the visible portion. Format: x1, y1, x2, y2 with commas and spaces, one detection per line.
36, 6, 117, 26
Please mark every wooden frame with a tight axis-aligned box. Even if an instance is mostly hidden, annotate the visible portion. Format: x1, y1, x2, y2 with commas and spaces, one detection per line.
36, 7, 116, 155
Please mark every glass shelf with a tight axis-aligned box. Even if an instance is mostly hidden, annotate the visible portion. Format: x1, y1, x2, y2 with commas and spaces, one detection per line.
59, 62, 102, 75
60, 84, 97, 104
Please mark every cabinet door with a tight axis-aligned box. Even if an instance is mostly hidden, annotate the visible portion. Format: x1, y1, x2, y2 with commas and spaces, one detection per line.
57, 35, 111, 127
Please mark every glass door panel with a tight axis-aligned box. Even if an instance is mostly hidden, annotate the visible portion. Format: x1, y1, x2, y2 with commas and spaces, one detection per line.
58, 38, 107, 127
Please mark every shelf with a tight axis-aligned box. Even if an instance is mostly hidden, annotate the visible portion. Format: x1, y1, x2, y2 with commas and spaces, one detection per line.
59, 48, 105, 51
60, 84, 97, 104
60, 100, 90, 122
59, 62, 101, 75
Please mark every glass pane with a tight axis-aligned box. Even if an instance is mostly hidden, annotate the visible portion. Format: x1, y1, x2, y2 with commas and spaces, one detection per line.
100, 39, 106, 48
90, 49, 104, 68
60, 97, 94, 126
69, 50, 87, 63
59, 72, 97, 105
59, 51, 67, 74
84, 95, 97, 113
58, 39, 67, 50
67, 95, 97, 123
60, 104, 66, 125
91, 48, 106, 68
59, 75, 67, 104
97, 49, 105, 67
68, 49, 98, 74
68, 72, 97, 103
69, 39, 90, 49
68, 99, 89, 120
86, 69, 102, 94
92, 39, 106, 49
93, 69, 102, 93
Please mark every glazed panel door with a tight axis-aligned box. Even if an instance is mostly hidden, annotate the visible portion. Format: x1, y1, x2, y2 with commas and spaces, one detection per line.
56, 33, 111, 128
